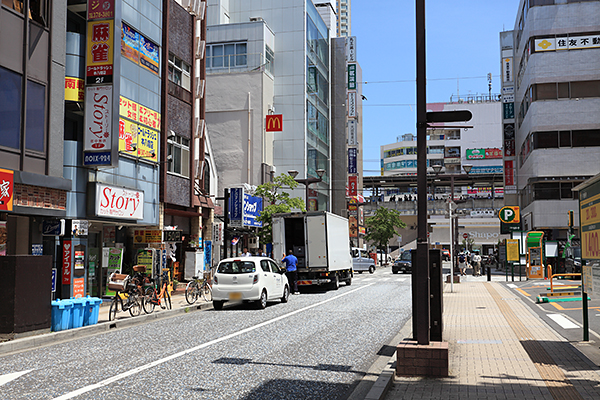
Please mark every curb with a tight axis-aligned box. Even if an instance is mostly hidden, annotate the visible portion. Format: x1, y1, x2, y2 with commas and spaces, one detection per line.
0, 298, 212, 356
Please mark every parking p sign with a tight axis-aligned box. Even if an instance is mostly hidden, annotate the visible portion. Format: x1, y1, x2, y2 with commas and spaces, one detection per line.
499, 206, 520, 223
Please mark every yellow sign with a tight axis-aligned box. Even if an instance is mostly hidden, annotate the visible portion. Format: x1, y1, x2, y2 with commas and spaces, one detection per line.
118, 118, 138, 155
134, 230, 162, 244
506, 239, 520, 262
118, 118, 158, 162
580, 180, 600, 260
137, 125, 158, 162
86, 20, 114, 83
119, 96, 161, 130
65, 77, 85, 102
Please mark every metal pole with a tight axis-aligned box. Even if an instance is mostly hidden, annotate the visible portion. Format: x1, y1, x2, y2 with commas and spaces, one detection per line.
415, 0, 430, 345
449, 201, 454, 293
223, 188, 229, 260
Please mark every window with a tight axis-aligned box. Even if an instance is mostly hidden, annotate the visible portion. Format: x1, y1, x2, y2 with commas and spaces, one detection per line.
26, 80, 46, 152
167, 134, 190, 177
2, 0, 48, 26
573, 129, 600, 147
207, 42, 248, 68
0, 66, 22, 149
265, 45, 274, 75
534, 131, 558, 148
168, 54, 191, 91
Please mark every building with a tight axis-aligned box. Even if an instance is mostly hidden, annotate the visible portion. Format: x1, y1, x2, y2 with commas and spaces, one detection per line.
336, 0, 351, 37
505, 0, 600, 240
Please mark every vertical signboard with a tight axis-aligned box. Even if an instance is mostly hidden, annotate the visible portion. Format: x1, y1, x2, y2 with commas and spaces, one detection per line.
243, 193, 263, 228
229, 187, 243, 228
579, 178, 600, 261
86, 20, 114, 85
348, 148, 357, 174
347, 64, 357, 90
348, 120, 357, 146
62, 240, 72, 285
346, 36, 357, 62
0, 168, 14, 211
503, 58, 513, 83
84, 85, 112, 152
348, 176, 358, 196
347, 92, 357, 118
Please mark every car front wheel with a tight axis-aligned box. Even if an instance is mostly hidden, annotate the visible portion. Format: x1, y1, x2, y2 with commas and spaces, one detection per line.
369, 266, 375, 274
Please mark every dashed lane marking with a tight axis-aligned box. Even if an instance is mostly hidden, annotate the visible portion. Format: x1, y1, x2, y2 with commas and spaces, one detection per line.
0, 369, 33, 387
547, 314, 579, 329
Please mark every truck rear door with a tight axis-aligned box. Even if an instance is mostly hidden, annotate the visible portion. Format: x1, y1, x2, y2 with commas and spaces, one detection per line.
272, 217, 285, 263
306, 214, 327, 268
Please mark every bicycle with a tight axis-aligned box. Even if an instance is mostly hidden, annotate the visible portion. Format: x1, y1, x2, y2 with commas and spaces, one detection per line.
185, 275, 212, 304
107, 274, 143, 321
142, 269, 172, 314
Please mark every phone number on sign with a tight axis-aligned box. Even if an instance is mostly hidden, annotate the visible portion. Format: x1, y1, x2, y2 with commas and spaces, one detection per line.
84, 152, 111, 165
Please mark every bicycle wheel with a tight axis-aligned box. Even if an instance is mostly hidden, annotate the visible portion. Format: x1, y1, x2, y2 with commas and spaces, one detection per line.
185, 281, 198, 305
201, 283, 212, 302
143, 287, 156, 314
128, 294, 142, 317
163, 287, 172, 310
108, 297, 120, 321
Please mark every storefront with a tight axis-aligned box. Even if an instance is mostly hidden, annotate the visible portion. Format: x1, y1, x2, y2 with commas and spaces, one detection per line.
429, 218, 509, 256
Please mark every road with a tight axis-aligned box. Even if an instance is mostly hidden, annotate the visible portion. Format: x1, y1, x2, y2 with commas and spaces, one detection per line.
0, 267, 411, 400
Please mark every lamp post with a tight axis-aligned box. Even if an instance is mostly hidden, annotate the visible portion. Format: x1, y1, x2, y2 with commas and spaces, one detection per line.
288, 169, 325, 211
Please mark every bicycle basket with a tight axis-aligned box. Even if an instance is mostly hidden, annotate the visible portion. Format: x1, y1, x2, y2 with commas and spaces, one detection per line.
108, 273, 129, 292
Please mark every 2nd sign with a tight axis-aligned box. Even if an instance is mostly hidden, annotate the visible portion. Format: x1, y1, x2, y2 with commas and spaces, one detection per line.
499, 206, 520, 223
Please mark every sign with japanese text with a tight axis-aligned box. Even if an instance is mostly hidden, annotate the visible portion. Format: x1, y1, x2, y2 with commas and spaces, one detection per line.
94, 183, 144, 220
121, 23, 140, 64
348, 176, 358, 196
503, 58, 512, 83
84, 85, 112, 152
346, 36, 357, 62
579, 177, 600, 260
504, 139, 515, 157
348, 148, 357, 174
64, 77, 85, 102
348, 120, 357, 145
0, 168, 14, 212
348, 92, 357, 118
502, 94, 515, 103
139, 36, 160, 75
119, 96, 161, 130
87, 0, 114, 20
73, 278, 85, 298
266, 114, 283, 132
504, 160, 515, 186
243, 194, 263, 228
118, 118, 138, 156
535, 35, 600, 52
137, 125, 158, 162
348, 64, 357, 90
229, 187, 243, 228
506, 239, 520, 262
503, 102, 514, 119
86, 20, 114, 85
466, 148, 503, 160
63, 240, 72, 285
134, 229, 162, 244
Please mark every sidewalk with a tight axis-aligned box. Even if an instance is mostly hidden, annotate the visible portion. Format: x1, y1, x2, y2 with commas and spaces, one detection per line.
371, 274, 600, 400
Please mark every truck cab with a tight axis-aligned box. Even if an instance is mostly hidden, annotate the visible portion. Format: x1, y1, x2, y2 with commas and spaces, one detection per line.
351, 247, 375, 274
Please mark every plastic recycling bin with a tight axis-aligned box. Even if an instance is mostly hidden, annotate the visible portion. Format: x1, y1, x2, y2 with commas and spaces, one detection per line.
51, 300, 73, 332
83, 297, 103, 326
70, 298, 85, 329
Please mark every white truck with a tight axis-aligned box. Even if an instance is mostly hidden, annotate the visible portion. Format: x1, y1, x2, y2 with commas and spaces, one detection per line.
272, 211, 353, 289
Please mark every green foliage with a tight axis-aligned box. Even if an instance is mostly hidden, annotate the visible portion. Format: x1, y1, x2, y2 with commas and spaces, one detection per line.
254, 174, 306, 244
364, 207, 406, 253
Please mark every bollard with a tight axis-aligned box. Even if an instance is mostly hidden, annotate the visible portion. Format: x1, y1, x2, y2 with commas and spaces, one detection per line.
487, 264, 491, 281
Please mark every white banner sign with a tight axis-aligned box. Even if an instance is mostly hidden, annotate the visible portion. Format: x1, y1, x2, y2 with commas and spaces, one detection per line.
348, 120, 357, 145
348, 91, 357, 118
502, 94, 515, 103
346, 36, 357, 62
95, 183, 144, 220
535, 35, 600, 52
503, 58, 513, 83
84, 85, 113, 151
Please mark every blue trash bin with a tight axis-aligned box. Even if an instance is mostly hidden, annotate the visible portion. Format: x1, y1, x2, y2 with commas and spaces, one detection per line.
51, 300, 73, 332
70, 298, 85, 329
83, 296, 103, 326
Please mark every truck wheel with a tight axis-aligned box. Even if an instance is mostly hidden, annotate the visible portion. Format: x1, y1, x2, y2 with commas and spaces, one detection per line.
369, 266, 375, 274
330, 275, 340, 290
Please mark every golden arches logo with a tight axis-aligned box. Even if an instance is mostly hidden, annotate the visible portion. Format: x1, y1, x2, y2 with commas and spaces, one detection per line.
266, 114, 283, 132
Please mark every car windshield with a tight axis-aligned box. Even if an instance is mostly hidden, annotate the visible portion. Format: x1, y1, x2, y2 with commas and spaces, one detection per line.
400, 252, 411, 261
217, 261, 256, 274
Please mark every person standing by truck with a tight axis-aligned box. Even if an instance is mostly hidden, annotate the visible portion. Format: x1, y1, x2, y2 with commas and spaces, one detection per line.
282, 250, 299, 294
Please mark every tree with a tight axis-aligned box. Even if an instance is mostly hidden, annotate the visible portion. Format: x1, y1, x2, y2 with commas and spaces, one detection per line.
254, 174, 306, 245
364, 207, 406, 260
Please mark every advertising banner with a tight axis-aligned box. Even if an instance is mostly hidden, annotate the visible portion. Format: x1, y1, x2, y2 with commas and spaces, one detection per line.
118, 118, 138, 155
348, 176, 358, 196
137, 125, 158, 162
229, 187, 243, 227
0, 168, 14, 212
348, 148, 357, 174
348, 120, 357, 146
87, 0, 115, 20
348, 64, 357, 90
119, 96, 161, 130
134, 229, 162, 244
579, 178, 600, 260
62, 240, 72, 285
348, 92, 357, 118
84, 85, 112, 151
243, 194, 263, 228
121, 23, 140, 63
103, 247, 123, 295
95, 183, 144, 220
139, 36, 160, 75
86, 20, 114, 85
64, 77, 85, 102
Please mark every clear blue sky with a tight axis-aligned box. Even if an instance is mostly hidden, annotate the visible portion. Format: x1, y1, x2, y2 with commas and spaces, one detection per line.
351, 0, 521, 175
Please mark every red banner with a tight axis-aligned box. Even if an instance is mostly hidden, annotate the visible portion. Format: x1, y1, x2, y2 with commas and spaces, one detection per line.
504, 160, 514, 186
63, 241, 72, 285
0, 168, 14, 211
348, 176, 358, 196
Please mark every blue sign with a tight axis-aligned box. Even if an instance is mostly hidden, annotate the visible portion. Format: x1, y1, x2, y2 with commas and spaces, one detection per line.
51, 269, 56, 293
229, 187, 243, 227
348, 148, 357, 174
470, 166, 503, 174
204, 241, 212, 269
83, 151, 112, 166
243, 194, 263, 227
32, 244, 43, 256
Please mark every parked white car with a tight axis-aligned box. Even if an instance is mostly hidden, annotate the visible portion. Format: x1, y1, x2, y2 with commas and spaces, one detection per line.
351, 247, 376, 274
212, 257, 290, 310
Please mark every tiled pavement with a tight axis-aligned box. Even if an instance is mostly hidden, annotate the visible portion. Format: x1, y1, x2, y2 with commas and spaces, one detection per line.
381, 278, 600, 399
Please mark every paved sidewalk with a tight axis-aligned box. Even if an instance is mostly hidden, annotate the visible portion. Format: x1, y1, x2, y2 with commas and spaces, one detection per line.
379, 277, 600, 399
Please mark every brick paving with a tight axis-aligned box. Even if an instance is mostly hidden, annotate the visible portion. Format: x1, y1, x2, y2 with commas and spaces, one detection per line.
384, 279, 600, 400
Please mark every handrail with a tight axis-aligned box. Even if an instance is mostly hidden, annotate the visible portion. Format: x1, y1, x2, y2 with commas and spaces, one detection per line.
549, 272, 581, 293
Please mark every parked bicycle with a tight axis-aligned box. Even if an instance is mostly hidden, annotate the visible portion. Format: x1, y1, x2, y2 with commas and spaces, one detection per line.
142, 269, 172, 314
107, 273, 143, 321
185, 275, 212, 304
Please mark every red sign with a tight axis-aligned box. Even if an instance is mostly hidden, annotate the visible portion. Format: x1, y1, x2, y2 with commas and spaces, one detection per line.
63, 240, 72, 285
266, 114, 283, 132
504, 160, 514, 186
87, 0, 115, 20
463, 233, 469, 239
485, 148, 503, 159
0, 168, 14, 211
73, 278, 85, 298
348, 176, 358, 196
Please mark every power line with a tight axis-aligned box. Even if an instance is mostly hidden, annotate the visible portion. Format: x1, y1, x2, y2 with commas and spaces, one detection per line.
359, 75, 499, 85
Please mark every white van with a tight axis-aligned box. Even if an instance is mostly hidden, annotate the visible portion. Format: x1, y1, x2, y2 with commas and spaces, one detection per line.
351, 247, 375, 274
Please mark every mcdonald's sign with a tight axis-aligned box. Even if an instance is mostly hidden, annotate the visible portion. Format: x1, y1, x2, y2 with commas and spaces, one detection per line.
266, 114, 283, 132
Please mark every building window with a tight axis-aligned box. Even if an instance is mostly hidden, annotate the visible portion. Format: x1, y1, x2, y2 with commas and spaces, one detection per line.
0, 66, 22, 149
265, 45, 274, 75
25, 80, 46, 152
167, 134, 190, 178
2, 0, 48, 26
168, 54, 191, 91
207, 42, 247, 69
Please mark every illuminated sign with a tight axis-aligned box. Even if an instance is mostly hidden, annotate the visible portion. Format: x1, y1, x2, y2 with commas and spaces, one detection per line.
266, 114, 283, 132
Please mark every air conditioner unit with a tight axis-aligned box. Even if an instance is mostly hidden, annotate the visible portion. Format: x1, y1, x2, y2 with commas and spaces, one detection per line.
195, 79, 205, 99
249, 237, 259, 249
198, 1, 206, 20
194, 118, 205, 139
195, 40, 205, 59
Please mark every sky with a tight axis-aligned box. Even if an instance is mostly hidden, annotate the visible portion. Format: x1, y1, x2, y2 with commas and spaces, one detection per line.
350, 0, 521, 175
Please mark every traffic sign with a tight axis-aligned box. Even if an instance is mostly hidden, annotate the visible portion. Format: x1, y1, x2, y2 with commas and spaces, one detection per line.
499, 206, 520, 223
463, 233, 469, 239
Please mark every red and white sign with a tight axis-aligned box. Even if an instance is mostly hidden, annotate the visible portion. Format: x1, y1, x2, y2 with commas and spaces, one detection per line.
73, 278, 85, 298
84, 85, 113, 151
87, 0, 115, 20
348, 176, 358, 196
265, 114, 283, 132
95, 183, 144, 220
463, 233, 469, 239
63, 240, 72, 285
504, 160, 514, 186
0, 168, 14, 212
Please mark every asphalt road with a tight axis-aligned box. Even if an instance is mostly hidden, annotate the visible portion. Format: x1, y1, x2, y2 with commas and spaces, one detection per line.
0, 266, 411, 400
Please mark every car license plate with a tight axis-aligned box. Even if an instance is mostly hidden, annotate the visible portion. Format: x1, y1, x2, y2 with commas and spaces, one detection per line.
229, 292, 242, 300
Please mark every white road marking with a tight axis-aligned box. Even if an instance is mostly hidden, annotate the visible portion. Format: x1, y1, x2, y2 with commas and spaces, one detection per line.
363, 278, 375, 282
548, 314, 579, 329
0, 369, 33, 387
379, 278, 390, 281
507, 284, 517, 289
52, 283, 376, 400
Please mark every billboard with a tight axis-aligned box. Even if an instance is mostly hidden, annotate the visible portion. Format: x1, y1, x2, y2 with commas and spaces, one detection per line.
84, 85, 112, 152
229, 187, 243, 227
243, 194, 263, 228
348, 148, 357, 174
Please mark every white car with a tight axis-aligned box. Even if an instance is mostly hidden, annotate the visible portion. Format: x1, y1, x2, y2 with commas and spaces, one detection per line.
212, 257, 290, 310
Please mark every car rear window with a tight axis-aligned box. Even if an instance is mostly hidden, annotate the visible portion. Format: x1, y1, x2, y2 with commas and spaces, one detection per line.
217, 261, 256, 274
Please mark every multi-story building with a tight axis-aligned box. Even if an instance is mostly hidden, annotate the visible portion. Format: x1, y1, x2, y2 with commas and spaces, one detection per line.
507, 0, 600, 239
336, 0, 351, 37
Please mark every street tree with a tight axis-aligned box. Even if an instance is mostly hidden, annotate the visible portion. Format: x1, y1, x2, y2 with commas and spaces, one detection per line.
254, 174, 306, 245
364, 207, 406, 261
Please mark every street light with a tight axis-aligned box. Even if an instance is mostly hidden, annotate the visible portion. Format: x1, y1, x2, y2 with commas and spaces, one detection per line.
288, 169, 325, 211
